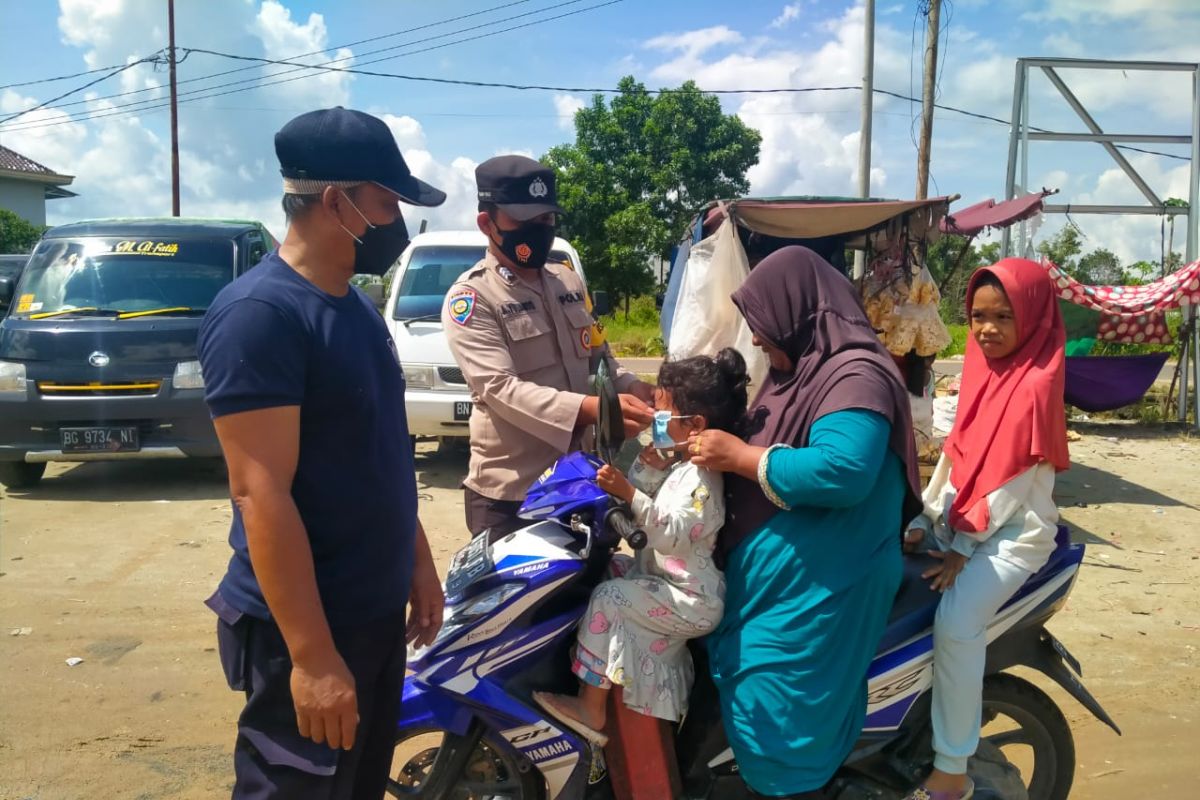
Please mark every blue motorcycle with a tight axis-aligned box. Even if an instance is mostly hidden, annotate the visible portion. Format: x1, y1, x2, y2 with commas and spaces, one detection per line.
388, 367, 1118, 800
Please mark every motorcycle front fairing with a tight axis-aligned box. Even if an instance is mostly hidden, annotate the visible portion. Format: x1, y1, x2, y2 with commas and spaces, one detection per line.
398, 453, 618, 798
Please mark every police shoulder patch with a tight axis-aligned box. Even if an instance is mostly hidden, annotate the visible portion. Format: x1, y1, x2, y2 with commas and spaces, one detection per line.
448, 289, 477, 326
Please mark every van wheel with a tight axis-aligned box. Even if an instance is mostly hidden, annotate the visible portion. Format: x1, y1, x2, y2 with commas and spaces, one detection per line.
0, 462, 47, 489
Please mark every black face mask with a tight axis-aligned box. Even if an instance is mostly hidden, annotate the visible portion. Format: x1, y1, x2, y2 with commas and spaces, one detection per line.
339, 192, 410, 276
492, 221, 556, 271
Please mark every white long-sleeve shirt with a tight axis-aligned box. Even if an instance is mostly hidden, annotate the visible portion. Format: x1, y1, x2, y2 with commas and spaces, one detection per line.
910, 453, 1059, 572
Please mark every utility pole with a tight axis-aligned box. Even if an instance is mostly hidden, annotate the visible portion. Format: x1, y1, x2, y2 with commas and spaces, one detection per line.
915, 0, 941, 200
853, 0, 876, 279
168, 0, 181, 217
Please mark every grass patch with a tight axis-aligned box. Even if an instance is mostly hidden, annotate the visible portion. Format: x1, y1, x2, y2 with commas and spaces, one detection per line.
1080, 386, 1192, 426
602, 295, 666, 357
940, 324, 968, 358
600, 302, 971, 361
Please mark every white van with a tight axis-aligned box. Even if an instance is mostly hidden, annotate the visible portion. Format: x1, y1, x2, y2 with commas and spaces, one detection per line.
385, 230, 587, 439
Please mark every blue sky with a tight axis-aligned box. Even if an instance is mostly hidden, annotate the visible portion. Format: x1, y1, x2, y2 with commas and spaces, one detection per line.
1, 0, 1197, 264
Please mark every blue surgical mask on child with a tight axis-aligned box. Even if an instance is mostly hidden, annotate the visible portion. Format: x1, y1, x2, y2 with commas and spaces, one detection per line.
651, 410, 689, 450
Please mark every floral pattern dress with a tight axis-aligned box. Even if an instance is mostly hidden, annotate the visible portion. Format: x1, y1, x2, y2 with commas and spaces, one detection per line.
573, 458, 726, 722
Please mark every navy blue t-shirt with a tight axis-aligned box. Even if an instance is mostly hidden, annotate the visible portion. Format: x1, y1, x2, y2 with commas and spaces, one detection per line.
198, 252, 416, 626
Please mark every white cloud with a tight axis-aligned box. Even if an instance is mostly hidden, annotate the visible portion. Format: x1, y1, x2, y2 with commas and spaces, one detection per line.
1040, 169, 1071, 194
1045, 155, 1193, 264
1026, 0, 1196, 23
8, 0, 522, 241
378, 114, 428, 152
0, 89, 89, 174
376, 114, 478, 232
7, 0, 375, 239
250, 0, 354, 107
1040, 33, 1084, 57
770, 4, 802, 29
644, 26, 743, 60
553, 94, 586, 132
644, 4, 908, 197
57, 0, 165, 70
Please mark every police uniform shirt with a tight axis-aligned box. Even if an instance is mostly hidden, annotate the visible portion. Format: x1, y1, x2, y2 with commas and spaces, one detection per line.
443, 251, 635, 501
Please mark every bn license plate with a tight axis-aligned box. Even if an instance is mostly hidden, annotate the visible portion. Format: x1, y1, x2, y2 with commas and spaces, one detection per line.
60, 426, 140, 453
453, 401, 473, 421
445, 532, 492, 597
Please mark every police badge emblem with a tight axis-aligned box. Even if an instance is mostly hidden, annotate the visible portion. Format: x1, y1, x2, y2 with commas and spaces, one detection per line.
448, 289, 477, 326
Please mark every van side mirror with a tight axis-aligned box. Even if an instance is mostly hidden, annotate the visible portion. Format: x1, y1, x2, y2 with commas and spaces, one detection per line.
360, 283, 385, 308
0, 277, 14, 310
591, 290, 611, 318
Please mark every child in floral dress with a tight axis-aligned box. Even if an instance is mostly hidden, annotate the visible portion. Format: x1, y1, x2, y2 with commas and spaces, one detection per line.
534, 349, 749, 745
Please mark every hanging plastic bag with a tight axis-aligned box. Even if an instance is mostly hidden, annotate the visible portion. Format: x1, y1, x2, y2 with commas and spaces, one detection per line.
667, 215, 768, 388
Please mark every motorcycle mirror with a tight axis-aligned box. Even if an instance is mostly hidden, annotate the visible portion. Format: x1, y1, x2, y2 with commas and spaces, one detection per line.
593, 359, 624, 465
590, 290, 611, 318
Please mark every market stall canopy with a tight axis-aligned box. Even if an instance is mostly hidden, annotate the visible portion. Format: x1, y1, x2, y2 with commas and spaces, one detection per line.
939, 190, 1055, 236
701, 195, 956, 241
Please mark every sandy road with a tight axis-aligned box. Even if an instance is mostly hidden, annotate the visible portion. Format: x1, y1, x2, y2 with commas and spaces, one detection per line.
1, 428, 1197, 799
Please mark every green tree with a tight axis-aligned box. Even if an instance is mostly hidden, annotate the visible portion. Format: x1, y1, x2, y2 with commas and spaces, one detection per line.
545, 76, 761, 309
924, 237, 1003, 324
1126, 260, 1156, 285
0, 208, 47, 253
1036, 225, 1083, 274
1076, 248, 1123, 285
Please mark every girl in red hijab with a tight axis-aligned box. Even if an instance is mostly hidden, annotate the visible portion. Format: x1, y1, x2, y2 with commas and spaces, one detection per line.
903, 258, 1069, 800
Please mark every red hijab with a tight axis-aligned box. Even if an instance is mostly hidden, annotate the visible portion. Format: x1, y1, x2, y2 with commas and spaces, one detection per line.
944, 258, 1070, 533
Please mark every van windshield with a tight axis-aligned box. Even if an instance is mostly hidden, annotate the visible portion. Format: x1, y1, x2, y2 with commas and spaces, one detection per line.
393, 244, 575, 321
11, 236, 234, 319
393, 245, 485, 321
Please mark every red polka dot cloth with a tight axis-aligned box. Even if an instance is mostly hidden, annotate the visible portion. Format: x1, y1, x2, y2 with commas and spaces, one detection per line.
1041, 258, 1200, 345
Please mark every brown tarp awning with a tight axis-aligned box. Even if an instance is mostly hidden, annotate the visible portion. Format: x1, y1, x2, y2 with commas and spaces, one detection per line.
703, 196, 954, 241
939, 192, 1048, 236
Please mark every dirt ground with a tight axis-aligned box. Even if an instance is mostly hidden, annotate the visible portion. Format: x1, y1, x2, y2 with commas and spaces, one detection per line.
1, 426, 1198, 799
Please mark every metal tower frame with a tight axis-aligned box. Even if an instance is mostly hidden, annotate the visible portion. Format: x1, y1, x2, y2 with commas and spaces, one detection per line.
1001, 57, 1200, 427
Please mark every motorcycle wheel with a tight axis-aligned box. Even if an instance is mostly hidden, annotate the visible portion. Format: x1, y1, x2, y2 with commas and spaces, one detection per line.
980, 673, 1075, 800
387, 726, 545, 800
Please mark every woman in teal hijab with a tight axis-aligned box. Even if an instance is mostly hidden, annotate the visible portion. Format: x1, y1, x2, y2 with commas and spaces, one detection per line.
690, 246, 922, 799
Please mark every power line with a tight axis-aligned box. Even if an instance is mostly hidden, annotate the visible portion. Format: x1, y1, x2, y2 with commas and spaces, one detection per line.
0, 55, 161, 126
19, 0, 580, 115
0, 58, 156, 91
0, 0, 625, 133
1, 50, 1192, 166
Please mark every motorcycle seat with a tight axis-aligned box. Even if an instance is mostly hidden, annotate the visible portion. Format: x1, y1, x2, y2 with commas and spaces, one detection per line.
877, 553, 943, 653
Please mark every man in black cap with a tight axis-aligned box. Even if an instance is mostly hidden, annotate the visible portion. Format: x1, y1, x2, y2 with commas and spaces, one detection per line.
443, 154, 654, 538
198, 107, 445, 799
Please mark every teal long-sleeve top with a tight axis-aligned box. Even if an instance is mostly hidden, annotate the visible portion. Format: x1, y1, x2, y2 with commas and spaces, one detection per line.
708, 408, 906, 796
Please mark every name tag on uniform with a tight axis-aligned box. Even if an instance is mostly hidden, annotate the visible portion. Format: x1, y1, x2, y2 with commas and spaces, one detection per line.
499, 300, 537, 317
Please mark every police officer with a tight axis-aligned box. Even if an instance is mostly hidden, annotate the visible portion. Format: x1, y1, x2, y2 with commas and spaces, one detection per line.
444, 155, 655, 538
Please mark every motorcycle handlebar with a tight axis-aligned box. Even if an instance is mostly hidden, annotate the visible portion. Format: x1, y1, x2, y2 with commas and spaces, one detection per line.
605, 505, 648, 550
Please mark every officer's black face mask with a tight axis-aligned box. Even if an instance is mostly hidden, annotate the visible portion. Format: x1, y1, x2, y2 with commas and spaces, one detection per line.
490, 217, 556, 271
338, 191, 409, 276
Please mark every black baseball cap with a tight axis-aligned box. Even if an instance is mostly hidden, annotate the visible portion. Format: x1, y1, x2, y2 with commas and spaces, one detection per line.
275, 107, 445, 207
476, 155, 562, 221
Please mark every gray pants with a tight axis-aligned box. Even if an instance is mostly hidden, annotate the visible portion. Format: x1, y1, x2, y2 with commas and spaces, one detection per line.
463, 486, 524, 539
